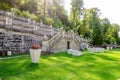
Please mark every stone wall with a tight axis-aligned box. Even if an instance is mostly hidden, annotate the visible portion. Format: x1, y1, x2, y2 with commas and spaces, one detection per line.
0, 29, 44, 54
0, 31, 32, 54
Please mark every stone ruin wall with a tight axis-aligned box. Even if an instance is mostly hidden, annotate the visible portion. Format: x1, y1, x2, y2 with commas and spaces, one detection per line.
0, 10, 59, 54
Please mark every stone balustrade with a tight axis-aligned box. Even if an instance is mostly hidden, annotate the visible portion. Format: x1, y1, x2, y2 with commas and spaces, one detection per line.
88, 47, 104, 54
0, 10, 60, 39
67, 49, 83, 56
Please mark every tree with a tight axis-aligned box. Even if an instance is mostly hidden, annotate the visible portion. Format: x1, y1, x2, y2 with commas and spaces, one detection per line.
78, 9, 92, 37
111, 24, 120, 44
69, 0, 84, 32
100, 18, 111, 43
105, 26, 116, 44
89, 8, 104, 46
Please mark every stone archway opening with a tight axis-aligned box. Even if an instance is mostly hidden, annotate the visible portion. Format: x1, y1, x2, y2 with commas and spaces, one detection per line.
67, 41, 70, 49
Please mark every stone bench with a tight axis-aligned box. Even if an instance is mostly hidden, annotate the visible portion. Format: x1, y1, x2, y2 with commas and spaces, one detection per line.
67, 49, 83, 56
107, 47, 113, 50
88, 47, 104, 54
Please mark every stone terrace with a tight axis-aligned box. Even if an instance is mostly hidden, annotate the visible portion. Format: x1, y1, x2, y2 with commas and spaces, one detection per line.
0, 10, 59, 54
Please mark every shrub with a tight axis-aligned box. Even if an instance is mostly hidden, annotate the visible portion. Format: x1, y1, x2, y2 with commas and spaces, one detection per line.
32, 44, 41, 49
43, 17, 54, 26
12, 8, 21, 15
20, 11, 30, 18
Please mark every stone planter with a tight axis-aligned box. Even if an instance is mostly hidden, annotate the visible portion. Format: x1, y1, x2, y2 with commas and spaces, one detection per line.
30, 49, 41, 63
7, 51, 12, 56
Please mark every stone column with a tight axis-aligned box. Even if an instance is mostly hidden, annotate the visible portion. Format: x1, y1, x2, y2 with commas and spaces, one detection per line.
33, 21, 38, 31
40, 21, 43, 26
21, 35, 24, 46
41, 35, 49, 53
5, 11, 12, 28
6, 17, 12, 25
28, 18, 31, 23
34, 26, 38, 31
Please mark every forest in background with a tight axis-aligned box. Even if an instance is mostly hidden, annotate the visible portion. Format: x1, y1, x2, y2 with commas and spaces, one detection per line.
0, 0, 120, 46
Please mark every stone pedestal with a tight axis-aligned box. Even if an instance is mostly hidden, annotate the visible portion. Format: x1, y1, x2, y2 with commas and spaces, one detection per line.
42, 40, 49, 53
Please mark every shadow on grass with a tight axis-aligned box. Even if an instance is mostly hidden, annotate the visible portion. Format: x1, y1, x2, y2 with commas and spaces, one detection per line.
94, 54, 119, 61
26, 63, 40, 71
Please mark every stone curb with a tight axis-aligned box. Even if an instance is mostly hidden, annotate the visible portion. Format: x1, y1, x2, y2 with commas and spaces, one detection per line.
0, 55, 29, 60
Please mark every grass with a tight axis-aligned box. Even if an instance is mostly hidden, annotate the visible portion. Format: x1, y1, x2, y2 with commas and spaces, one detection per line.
0, 49, 120, 80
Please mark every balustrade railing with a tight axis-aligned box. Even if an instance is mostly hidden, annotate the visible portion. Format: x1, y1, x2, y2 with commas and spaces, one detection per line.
48, 32, 62, 49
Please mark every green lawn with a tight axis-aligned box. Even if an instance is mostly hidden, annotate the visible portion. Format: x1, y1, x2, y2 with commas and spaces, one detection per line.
0, 49, 120, 80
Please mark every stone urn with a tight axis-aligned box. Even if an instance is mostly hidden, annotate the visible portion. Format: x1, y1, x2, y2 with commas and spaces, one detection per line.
7, 51, 12, 56
30, 44, 41, 63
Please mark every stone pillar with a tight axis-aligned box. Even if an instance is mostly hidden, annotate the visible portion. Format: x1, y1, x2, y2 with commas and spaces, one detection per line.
6, 17, 12, 25
62, 30, 65, 38
40, 21, 43, 26
50, 25, 54, 36
42, 40, 49, 52
50, 24, 53, 28
21, 35, 24, 46
28, 18, 31, 23
6, 11, 12, 26
34, 26, 38, 30
41, 35, 49, 53
33, 21, 38, 31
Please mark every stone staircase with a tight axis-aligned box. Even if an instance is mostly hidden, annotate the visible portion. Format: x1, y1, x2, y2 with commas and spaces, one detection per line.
48, 31, 62, 52
42, 28, 63, 53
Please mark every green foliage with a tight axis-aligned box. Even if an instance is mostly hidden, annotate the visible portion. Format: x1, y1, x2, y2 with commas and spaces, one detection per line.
111, 24, 120, 44
78, 19, 90, 36
88, 8, 104, 46
12, 8, 21, 15
0, 2, 11, 10
101, 19, 110, 44
20, 11, 30, 18
105, 24, 119, 44
21, 0, 37, 14
105, 35, 115, 44
69, 0, 84, 32
43, 17, 54, 26
117, 37, 120, 45
30, 13, 39, 21
92, 24, 104, 46
53, 18, 63, 28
